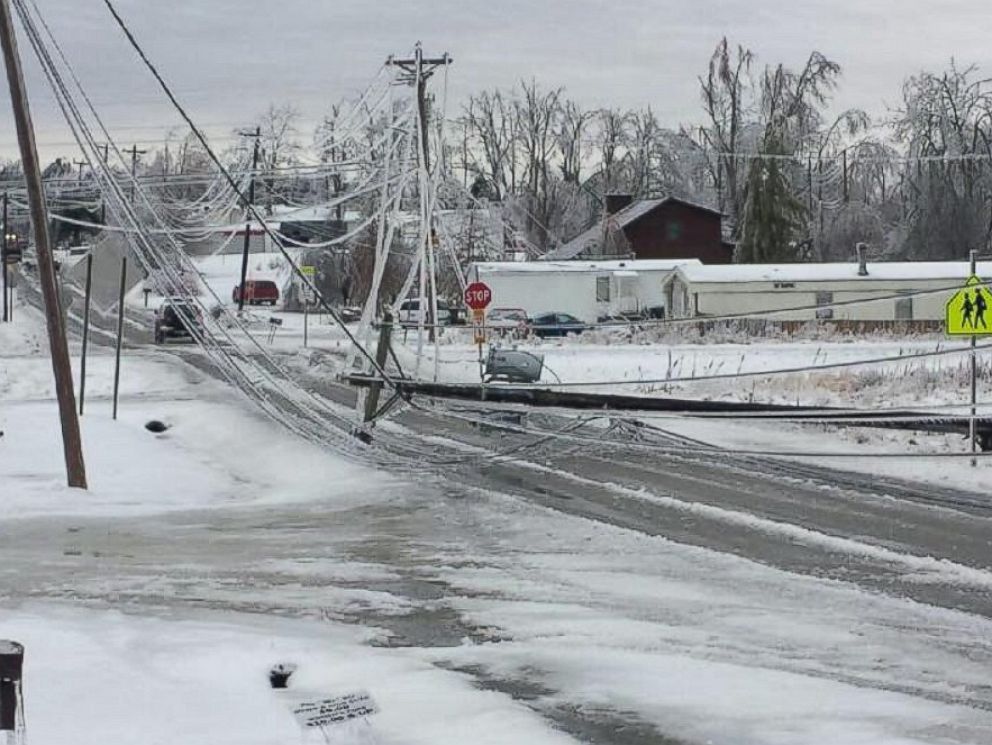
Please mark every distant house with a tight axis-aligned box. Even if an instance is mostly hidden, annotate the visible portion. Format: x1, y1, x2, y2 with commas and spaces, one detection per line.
547, 195, 735, 264
469, 258, 701, 323
269, 205, 348, 245
663, 257, 989, 322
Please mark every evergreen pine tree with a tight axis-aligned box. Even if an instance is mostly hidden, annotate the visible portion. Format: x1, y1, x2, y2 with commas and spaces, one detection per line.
737, 135, 807, 263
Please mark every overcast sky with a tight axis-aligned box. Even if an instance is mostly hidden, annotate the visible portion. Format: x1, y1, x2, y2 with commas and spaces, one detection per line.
2, 0, 991, 163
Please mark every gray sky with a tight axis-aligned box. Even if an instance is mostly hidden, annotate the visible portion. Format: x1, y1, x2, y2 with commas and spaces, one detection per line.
2, 0, 991, 163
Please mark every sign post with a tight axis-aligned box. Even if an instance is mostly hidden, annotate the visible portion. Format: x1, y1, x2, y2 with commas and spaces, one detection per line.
464, 281, 492, 386
472, 307, 486, 382
944, 252, 992, 465
300, 266, 315, 348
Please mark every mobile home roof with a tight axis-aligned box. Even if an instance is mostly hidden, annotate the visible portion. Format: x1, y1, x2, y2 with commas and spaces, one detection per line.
673, 261, 992, 284
473, 259, 702, 274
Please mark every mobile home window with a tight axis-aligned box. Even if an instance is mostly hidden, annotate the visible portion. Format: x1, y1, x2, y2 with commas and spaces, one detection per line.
895, 296, 913, 320
596, 275, 610, 302
815, 291, 834, 320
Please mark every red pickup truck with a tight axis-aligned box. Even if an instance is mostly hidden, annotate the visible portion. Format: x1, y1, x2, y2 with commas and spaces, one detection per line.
232, 280, 280, 306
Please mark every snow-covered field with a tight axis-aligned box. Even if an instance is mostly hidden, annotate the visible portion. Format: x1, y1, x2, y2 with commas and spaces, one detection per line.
7, 296, 992, 743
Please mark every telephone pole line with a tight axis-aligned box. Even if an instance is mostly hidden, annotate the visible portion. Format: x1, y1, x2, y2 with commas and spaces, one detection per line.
236, 126, 261, 312
0, 0, 87, 488
97, 143, 109, 223
386, 45, 451, 348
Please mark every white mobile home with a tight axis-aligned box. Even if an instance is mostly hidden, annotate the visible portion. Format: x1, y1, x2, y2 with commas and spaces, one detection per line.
470, 259, 702, 323
663, 260, 992, 322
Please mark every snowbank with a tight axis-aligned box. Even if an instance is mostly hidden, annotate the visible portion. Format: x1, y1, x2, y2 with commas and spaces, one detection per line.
0, 603, 573, 745
1, 345, 386, 520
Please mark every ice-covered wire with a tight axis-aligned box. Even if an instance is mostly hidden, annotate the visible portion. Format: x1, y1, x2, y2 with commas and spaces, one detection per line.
17, 0, 374, 453
97, 0, 398, 387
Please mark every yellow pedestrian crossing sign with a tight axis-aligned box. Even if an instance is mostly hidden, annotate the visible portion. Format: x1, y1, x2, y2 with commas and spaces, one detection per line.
946, 275, 992, 335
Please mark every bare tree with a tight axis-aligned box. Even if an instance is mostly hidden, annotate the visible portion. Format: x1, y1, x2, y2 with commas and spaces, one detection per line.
556, 99, 593, 184
697, 38, 754, 231
597, 107, 629, 195
252, 103, 302, 209
513, 79, 563, 248
761, 51, 842, 147
893, 62, 992, 258
462, 90, 515, 200
628, 108, 660, 196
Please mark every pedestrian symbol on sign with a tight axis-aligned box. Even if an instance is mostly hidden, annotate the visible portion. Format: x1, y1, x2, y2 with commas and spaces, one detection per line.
946, 276, 992, 336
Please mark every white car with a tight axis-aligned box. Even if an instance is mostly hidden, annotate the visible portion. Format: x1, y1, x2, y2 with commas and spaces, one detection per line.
397, 298, 452, 327
486, 307, 530, 338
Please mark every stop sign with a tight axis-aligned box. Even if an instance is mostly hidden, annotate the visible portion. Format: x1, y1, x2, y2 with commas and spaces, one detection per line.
464, 281, 492, 310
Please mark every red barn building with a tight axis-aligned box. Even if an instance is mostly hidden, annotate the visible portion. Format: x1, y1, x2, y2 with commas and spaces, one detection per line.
549, 195, 735, 264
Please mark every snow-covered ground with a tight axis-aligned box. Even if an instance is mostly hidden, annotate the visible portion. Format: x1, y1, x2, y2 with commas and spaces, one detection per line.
2, 603, 571, 745
7, 296, 992, 744
1, 306, 376, 520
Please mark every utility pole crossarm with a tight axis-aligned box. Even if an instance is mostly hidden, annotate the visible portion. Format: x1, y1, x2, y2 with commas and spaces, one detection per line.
386, 50, 452, 80
387, 56, 452, 67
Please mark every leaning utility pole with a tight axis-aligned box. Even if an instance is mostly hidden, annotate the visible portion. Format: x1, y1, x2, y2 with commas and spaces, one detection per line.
236, 126, 261, 312
0, 0, 87, 488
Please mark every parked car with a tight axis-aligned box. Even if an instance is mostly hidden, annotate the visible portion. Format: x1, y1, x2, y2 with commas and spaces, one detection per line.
530, 312, 588, 338
397, 298, 452, 327
232, 279, 280, 306
486, 307, 530, 338
597, 310, 647, 324
154, 298, 203, 344
339, 306, 363, 323
447, 303, 469, 326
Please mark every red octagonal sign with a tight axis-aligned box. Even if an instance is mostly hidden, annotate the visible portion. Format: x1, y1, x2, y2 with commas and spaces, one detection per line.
464, 281, 492, 310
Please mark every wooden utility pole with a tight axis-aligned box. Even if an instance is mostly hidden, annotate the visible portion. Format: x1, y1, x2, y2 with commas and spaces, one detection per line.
112, 257, 126, 421
970, 248, 978, 467
2, 190, 8, 323
236, 126, 261, 312
0, 0, 87, 488
126, 144, 147, 204
78, 252, 93, 415
97, 143, 109, 223
386, 46, 451, 347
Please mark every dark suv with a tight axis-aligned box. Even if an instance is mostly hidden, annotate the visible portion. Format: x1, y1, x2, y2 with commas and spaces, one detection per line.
154, 299, 203, 344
